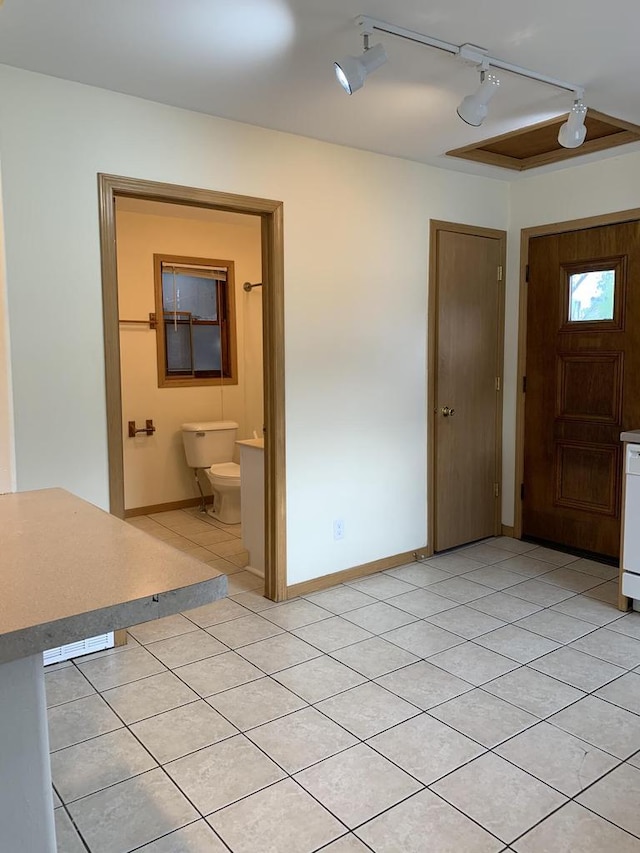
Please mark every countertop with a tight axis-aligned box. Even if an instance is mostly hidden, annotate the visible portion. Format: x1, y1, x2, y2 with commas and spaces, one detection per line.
0, 488, 227, 664
621, 430, 640, 443
236, 438, 264, 449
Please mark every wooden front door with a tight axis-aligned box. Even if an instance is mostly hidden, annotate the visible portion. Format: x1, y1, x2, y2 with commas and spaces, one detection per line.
523, 220, 640, 559
432, 224, 505, 552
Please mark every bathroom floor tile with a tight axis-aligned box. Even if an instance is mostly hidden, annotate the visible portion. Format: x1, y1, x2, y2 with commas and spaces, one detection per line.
423, 552, 491, 575
577, 763, 640, 837
549, 695, 640, 759
136, 821, 229, 852
539, 567, 604, 593
316, 682, 420, 739
551, 594, 625, 626
246, 707, 358, 773
272, 656, 366, 704
386, 588, 459, 618
229, 590, 279, 612
474, 624, 560, 663
145, 629, 228, 668
321, 837, 371, 852
346, 574, 417, 600
76, 646, 166, 691
45, 666, 95, 708
164, 734, 285, 815
261, 599, 332, 630
185, 598, 250, 627
208, 778, 344, 853
431, 752, 567, 844
175, 651, 264, 696
468, 592, 543, 622
367, 713, 485, 784
488, 536, 538, 555
513, 609, 596, 644
386, 562, 453, 586
512, 802, 640, 853
428, 642, 520, 686
606, 612, 640, 640
529, 646, 626, 692
54, 807, 87, 853
225, 571, 264, 594
427, 576, 495, 604
205, 613, 284, 648
330, 636, 419, 678
495, 721, 618, 796
429, 688, 538, 747
570, 627, 640, 669
595, 671, 640, 714
295, 744, 422, 829
460, 565, 529, 591
375, 660, 473, 710
484, 667, 585, 718
305, 586, 378, 615
130, 699, 238, 763
426, 604, 507, 639
51, 727, 156, 803
101, 671, 199, 723
456, 542, 514, 565
236, 633, 322, 674
291, 615, 374, 652
381, 620, 464, 657
507, 579, 576, 607
68, 768, 198, 853
355, 789, 503, 853
341, 601, 419, 633
206, 676, 307, 730
48, 693, 123, 752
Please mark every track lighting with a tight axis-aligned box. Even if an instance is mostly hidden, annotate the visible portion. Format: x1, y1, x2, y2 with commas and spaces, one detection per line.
335, 15, 588, 147
334, 34, 387, 95
558, 100, 588, 148
457, 71, 501, 127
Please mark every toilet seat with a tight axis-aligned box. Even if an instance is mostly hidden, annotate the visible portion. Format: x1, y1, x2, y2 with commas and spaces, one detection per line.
208, 462, 241, 483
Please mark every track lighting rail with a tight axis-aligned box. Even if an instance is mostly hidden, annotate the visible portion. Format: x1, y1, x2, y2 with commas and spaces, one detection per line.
355, 15, 584, 99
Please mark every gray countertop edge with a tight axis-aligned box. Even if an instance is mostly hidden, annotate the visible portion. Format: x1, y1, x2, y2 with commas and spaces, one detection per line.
621, 430, 640, 443
0, 574, 227, 666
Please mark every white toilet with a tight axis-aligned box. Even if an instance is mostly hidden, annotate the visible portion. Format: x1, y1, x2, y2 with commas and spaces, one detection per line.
181, 421, 241, 524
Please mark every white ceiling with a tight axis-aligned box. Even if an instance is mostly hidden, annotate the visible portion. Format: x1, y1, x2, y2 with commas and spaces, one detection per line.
1, 0, 640, 178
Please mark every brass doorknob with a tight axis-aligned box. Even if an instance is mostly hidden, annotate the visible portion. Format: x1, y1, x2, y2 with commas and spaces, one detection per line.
440, 406, 455, 417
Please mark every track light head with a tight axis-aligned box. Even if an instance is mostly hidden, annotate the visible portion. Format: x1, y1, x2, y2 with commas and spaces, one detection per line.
334, 42, 387, 95
457, 71, 501, 126
558, 100, 588, 148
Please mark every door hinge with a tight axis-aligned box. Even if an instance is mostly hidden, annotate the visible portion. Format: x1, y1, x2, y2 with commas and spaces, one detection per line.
494, 482, 500, 498
495, 376, 501, 392
520, 483, 525, 500
497, 265, 503, 281
522, 375, 527, 393
525, 264, 530, 282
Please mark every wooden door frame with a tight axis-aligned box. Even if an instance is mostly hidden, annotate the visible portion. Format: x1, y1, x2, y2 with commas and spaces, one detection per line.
97, 174, 287, 601
514, 206, 640, 611
427, 220, 507, 555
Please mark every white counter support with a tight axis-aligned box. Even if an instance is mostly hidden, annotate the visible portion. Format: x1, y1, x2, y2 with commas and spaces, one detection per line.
0, 654, 56, 853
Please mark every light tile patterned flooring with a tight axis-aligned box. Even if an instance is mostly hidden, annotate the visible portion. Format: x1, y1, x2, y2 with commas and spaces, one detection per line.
48, 511, 640, 852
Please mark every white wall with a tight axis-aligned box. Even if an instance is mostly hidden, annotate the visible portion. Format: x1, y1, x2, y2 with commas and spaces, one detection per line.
116, 203, 263, 511
0, 65, 508, 585
0, 169, 15, 493
503, 152, 640, 525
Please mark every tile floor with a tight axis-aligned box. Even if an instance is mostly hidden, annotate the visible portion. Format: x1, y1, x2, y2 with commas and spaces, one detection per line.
47, 512, 640, 852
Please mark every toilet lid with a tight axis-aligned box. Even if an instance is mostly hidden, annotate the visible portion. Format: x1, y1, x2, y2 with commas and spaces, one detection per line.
208, 462, 241, 480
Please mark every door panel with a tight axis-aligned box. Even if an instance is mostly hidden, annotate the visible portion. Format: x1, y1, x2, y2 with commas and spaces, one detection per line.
434, 228, 503, 551
523, 220, 640, 558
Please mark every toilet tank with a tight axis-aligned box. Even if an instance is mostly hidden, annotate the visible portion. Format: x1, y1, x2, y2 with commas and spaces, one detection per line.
181, 421, 239, 468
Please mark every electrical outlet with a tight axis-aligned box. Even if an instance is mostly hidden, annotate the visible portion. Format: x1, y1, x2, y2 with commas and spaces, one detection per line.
333, 518, 345, 540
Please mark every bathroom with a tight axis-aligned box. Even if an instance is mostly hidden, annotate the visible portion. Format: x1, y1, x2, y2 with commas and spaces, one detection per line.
115, 197, 264, 580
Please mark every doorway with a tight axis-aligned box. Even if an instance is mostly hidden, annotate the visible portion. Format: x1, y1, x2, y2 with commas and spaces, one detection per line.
521, 217, 640, 560
97, 174, 286, 601
428, 221, 506, 552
